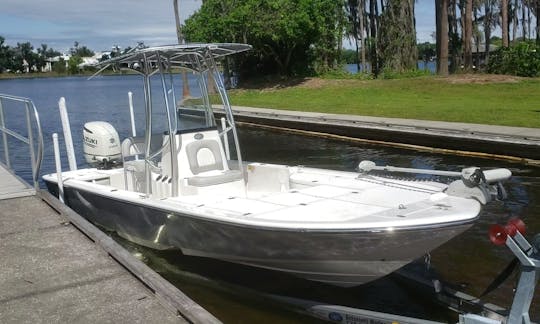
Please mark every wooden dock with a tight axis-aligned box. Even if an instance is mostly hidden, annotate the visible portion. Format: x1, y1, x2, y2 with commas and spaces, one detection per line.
0, 164, 220, 323
0, 163, 35, 199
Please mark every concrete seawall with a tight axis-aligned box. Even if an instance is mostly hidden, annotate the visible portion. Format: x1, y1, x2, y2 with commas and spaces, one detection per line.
215, 106, 540, 163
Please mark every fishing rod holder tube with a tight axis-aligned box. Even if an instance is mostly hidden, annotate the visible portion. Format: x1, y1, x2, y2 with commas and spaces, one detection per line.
357, 160, 511, 204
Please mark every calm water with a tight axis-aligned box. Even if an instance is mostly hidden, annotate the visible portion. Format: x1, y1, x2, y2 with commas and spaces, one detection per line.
1, 76, 539, 323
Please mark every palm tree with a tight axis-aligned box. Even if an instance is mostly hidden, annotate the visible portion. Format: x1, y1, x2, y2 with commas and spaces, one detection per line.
369, 0, 379, 76
482, 0, 498, 66
502, 0, 509, 47
436, 0, 449, 75
377, 0, 417, 72
463, 0, 474, 71
173, 0, 191, 98
536, 0, 540, 44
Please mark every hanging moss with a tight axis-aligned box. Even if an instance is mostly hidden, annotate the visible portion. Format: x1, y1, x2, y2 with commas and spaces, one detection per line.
376, 0, 418, 74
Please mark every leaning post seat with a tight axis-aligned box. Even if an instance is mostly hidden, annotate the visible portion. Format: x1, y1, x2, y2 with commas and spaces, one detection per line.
160, 127, 243, 195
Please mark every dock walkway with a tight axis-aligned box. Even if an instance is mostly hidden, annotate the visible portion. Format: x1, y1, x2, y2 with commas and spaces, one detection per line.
0, 164, 35, 199
0, 164, 219, 323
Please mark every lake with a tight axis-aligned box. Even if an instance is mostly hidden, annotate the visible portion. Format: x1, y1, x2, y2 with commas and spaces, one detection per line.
1, 75, 538, 323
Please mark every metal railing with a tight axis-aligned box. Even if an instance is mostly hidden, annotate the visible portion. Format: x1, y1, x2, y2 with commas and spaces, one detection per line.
0, 94, 44, 189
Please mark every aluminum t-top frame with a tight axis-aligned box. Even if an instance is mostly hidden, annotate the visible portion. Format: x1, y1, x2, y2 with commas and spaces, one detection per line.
96, 43, 251, 196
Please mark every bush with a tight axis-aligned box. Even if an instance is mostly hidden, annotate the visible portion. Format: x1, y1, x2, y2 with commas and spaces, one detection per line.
487, 41, 540, 77
379, 68, 432, 79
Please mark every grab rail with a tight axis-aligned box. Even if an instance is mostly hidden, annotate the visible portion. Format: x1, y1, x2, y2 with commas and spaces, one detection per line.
0, 94, 44, 189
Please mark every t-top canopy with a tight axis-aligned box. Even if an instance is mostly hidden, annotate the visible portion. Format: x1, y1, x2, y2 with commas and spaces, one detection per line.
95, 43, 252, 73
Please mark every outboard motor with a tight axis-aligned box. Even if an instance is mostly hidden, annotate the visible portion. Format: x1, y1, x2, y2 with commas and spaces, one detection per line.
83, 121, 121, 168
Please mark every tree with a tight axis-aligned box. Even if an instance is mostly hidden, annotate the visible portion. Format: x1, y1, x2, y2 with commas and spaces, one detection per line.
536, 0, 540, 44
70, 41, 94, 57
358, 0, 366, 72
448, 0, 461, 72
482, 0, 498, 66
14, 42, 38, 73
184, 0, 344, 77
369, 0, 380, 76
377, 0, 417, 73
436, 0, 449, 75
502, 0, 509, 47
68, 55, 83, 74
53, 58, 67, 74
463, 0, 473, 71
36, 44, 60, 72
173, 0, 192, 96
346, 0, 361, 71
0, 36, 13, 73
537, 0, 540, 44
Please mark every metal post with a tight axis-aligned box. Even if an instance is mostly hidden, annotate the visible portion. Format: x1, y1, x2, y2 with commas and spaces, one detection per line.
142, 53, 153, 195
58, 97, 77, 171
128, 91, 136, 137
221, 117, 230, 160
53, 133, 64, 203
157, 51, 178, 197
508, 266, 537, 324
206, 51, 245, 183
0, 98, 10, 168
25, 102, 37, 188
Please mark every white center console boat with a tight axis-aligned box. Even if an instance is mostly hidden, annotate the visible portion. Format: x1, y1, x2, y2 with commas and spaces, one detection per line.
43, 44, 512, 287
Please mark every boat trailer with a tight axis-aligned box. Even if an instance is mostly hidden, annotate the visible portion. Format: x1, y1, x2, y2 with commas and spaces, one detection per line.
277, 217, 539, 324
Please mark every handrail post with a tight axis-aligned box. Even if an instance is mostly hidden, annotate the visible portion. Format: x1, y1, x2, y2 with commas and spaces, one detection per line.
128, 91, 136, 137
53, 133, 65, 203
0, 94, 44, 189
25, 102, 37, 188
221, 117, 230, 160
0, 98, 11, 168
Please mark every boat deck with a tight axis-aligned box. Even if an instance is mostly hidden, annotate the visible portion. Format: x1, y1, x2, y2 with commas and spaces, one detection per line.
0, 164, 218, 323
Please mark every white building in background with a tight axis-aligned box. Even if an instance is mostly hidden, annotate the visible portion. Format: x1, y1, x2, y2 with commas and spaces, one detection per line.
78, 51, 111, 68
40, 48, 116, 72
43, 53, 71, 72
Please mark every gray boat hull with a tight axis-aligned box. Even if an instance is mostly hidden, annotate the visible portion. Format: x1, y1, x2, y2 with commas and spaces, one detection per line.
45, 181, 473, 286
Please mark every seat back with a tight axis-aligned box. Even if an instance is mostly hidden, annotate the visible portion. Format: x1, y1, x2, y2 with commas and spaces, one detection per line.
185, 139, 224, 175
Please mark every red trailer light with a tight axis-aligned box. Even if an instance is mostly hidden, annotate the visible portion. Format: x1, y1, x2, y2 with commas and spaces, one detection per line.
489, 224, 508, 246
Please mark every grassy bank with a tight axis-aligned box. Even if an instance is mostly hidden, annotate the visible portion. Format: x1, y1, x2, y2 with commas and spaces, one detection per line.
229, 75, 540, 128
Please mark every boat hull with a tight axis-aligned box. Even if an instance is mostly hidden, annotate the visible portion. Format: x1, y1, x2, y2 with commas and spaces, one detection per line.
45, 181, 473, 286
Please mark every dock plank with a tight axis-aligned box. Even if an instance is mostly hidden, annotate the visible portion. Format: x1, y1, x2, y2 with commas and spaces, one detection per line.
0, 195, 186, 324
0, 164, 35, 199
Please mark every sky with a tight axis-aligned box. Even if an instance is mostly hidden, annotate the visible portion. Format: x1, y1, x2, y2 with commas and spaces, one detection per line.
0, 0, 436, 53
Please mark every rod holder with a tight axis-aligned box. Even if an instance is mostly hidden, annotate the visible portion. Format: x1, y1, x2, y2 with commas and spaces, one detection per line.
53, 133, 64, 203
58, 97, 77, 171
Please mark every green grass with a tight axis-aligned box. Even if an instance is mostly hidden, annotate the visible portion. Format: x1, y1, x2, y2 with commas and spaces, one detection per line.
229, 76, 540, 128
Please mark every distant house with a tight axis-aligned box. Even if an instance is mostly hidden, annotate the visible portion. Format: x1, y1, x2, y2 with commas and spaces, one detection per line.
470, 43, 499, 67
44, 53, 72, 72
22, 59, 29, 73
42, 49, 116, 71
78, 52, 109, 68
